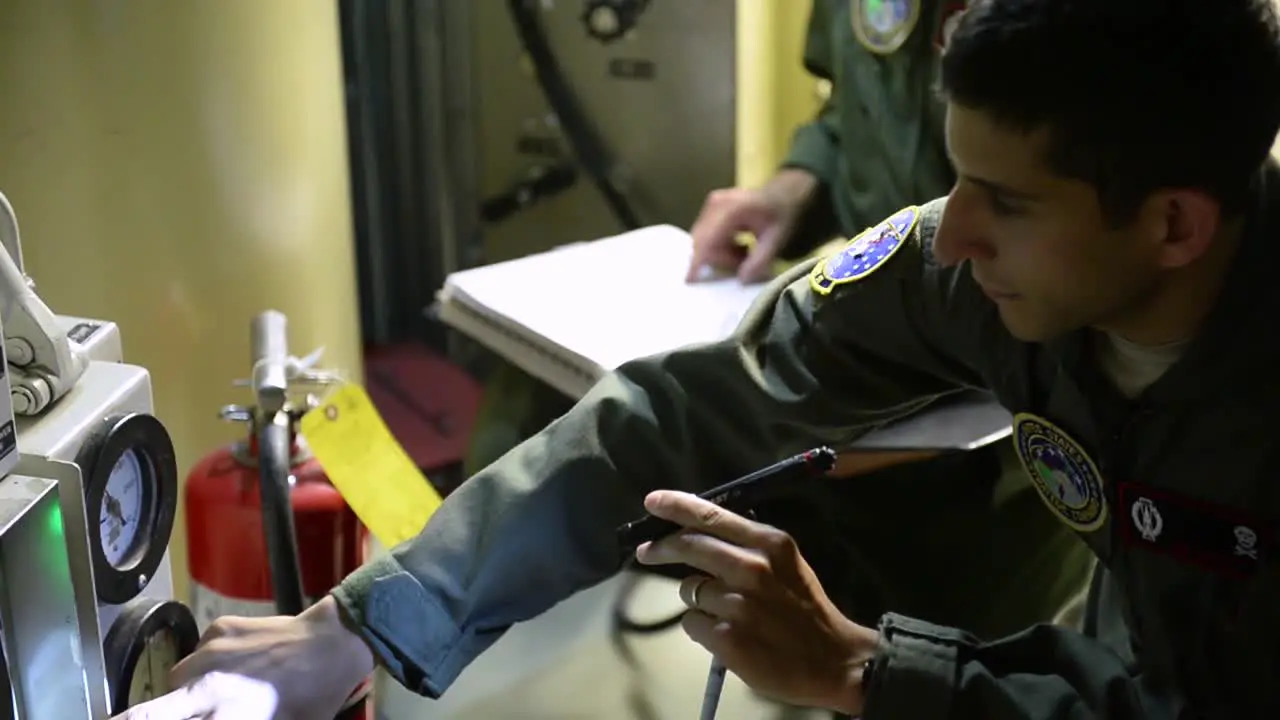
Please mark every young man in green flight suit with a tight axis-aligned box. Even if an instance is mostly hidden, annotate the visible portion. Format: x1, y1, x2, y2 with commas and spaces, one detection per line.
683, 0, 1092, 647
119, 0, 1280, 718
475, 0, 1094, 650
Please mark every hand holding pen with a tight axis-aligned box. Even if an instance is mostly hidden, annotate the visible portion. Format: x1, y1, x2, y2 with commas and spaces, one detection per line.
626, 452, 879, 716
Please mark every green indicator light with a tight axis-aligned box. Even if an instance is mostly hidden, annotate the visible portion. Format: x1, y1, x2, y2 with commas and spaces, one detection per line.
46, 506, 64, 539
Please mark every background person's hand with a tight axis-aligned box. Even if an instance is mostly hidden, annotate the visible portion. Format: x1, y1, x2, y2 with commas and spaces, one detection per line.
635, 490, 877, 716
687, 168, 819, 283
116, 596, 374, 720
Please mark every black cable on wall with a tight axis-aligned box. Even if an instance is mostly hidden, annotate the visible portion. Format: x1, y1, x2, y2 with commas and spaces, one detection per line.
506, 0, 643, 231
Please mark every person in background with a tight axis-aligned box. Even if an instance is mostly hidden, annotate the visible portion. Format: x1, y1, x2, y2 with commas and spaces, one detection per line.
687, 0, 970, 284
461, 0, 967, 480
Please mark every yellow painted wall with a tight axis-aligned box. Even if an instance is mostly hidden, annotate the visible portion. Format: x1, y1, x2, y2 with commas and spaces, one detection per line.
735, 0, 826, 187
0, 1, 363, 602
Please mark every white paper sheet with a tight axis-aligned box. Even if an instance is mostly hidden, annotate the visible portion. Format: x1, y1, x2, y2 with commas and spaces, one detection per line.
443, 225, 766, 374
439, 224, 1014, 451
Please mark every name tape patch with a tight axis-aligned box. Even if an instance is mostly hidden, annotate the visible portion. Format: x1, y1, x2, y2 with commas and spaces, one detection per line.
1119, 482, 1271, 578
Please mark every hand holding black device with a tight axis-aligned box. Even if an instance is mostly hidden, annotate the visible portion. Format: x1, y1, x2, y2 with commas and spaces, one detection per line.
616, 446, 839, 552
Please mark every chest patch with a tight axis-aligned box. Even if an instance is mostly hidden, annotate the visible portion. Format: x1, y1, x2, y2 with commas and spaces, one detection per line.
851, 0, 921, 55
809, 205, 918, 295
1119, 482, 1270, 578
1013, 413, 1109, 533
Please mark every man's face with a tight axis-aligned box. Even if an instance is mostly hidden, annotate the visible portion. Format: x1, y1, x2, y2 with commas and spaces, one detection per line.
933, 104, 1167, 342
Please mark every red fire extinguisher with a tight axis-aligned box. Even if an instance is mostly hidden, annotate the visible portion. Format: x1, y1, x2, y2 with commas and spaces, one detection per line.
185, 310, 370, 718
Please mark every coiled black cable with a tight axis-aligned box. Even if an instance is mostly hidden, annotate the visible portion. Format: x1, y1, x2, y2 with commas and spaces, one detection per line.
505, 0, 643, 231
611, 568, 686, 639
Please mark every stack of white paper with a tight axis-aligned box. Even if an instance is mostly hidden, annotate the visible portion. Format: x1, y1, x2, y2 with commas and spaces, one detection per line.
437, 225, 766, 399
436, 224, 1013, 451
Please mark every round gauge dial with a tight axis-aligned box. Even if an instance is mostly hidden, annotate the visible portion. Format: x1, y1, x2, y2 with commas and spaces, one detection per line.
77, 413, 179, 605
103, 598, 199, 715
100, 449, 157, 569
125, 626, 180, 704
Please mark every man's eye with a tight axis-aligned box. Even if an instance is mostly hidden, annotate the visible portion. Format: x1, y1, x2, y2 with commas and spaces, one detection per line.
989, 193, 1026, 217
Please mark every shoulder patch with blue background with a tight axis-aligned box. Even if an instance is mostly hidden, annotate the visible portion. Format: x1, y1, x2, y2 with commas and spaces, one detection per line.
810, 205, 919, 295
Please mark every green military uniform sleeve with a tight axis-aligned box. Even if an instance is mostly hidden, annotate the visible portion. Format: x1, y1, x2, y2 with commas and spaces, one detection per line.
784, 99, 841, 189
330, 199, 999, 698
779, 0, 849, 256
866, 572, 1189, 718
781, 0, 841, 186
777, 0, 959, 255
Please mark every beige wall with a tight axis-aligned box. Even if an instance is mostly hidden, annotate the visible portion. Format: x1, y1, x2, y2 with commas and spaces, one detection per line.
0, 1, 363, 602
735, 0, 824, 187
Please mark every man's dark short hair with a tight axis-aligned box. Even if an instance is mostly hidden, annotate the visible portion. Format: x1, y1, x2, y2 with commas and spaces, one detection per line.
940, 0, 1280, 223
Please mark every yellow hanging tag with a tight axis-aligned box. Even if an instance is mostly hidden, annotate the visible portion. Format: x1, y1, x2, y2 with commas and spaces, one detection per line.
299, 382, 443, 549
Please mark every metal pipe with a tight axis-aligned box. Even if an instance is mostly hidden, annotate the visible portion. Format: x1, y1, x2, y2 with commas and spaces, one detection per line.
250, 310, 290, 415
250, 310, 306, 615
257, 410, 306, 616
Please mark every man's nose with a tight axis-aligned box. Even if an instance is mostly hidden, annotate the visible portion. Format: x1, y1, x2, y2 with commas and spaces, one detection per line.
931, 190, 994, 266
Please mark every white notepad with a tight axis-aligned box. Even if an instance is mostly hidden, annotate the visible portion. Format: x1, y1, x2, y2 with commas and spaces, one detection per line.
437, 224, 1014, 451
437, 225, 766, 399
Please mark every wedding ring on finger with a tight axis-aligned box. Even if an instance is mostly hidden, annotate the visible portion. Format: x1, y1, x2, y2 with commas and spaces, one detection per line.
681, 575, 712, 610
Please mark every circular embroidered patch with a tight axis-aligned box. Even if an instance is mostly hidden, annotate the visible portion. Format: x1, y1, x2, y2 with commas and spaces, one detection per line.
1013, 413, 1109, 533
851, 0, 922, 55
809, 205, 919, 295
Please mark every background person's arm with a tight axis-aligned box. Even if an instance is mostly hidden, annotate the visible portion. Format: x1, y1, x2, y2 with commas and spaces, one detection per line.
687, 1, 843, 282
776, 0, 846, 256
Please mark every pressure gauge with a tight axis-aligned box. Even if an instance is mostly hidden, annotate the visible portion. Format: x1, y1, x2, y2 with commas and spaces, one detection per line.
76, 413, 179, 604
103, 598, 200, 714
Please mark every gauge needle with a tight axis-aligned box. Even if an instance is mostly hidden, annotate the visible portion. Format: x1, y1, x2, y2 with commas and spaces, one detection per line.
105, 491, 125, 521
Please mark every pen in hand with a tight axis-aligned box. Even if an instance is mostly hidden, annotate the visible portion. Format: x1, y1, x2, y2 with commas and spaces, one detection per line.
615, 447, 838, 553
699, 658, 727, 720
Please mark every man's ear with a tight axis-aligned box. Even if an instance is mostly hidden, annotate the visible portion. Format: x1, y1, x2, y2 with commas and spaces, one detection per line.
1140, 189, 1220, 269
